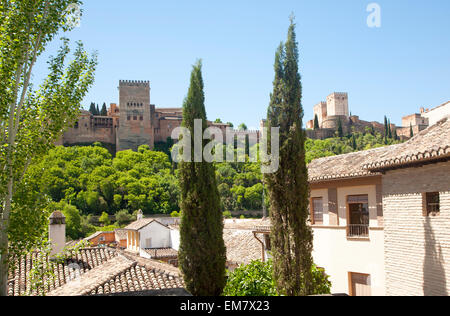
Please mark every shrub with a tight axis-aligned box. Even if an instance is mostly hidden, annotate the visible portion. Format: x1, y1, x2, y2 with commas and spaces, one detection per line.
223, 260, 331, 296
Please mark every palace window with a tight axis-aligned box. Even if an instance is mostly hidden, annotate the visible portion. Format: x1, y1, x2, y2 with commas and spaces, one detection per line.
423, 192, 440, 216
311, 197, 324, 225
347, 195, 369, 238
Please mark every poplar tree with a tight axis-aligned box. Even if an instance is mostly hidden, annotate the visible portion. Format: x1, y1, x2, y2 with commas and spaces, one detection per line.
178, 60, 226, 296
265, 17, 313, 296
0, 0, 97, 296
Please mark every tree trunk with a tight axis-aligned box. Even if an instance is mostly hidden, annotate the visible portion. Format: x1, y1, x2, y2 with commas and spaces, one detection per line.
0, 177, 13, 296
0, 224, 9, 296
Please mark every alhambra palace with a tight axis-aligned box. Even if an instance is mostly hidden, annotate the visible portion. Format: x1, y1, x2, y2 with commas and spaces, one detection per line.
58, 80, 260, 152
58, 80, 450, 152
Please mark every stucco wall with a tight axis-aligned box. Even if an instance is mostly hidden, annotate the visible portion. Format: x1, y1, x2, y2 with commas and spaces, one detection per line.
382, 162, 450, 296
311, 183, 385, 295
138, 221, 171, 249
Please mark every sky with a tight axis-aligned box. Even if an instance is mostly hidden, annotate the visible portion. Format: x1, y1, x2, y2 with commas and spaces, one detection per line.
33, 0, 450, 129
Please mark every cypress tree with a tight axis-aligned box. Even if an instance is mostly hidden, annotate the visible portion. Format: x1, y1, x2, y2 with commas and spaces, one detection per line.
89, 102, 96, 115
265, 17, 313, 296
96, 104, 100, 116
313, 114, 319, 130
384, 116, 388, 138
337, 118, 343, 138
393, 128, 398, 140
100, 102, 108, 116
410, 123, 414, 138
388, 119, 392, 139
352, 134, 357, 150
178, 60, 226, 296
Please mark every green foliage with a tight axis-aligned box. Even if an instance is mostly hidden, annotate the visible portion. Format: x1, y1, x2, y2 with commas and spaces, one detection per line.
178, 60, 226, 296
115, 209, 133, 226
238, 123, 248, 131
223, 211, 232, 219
305, 130, 402, 164
314, 115, 319, 130
32, 144, 180, 218
100, 103, 108, 116
0, 0, 98, 296
337, 119, 344, 138
223, 260, 331, 297
223, 260, 278, 296
170, 211, 180, 218
99, 212, 110, 226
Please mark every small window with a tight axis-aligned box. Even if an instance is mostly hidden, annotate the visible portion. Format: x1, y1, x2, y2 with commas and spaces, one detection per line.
311, 197, 324, 225
127, 116, 131, 121
133, 116, 137, 120
140, 116, 143, 121
424, 192, 440, 216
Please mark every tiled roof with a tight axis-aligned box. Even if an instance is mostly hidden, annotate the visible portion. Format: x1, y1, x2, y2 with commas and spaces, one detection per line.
124, 218, 156, 231
224, 219, 271, 230
8, 247, 117, 296
307, 146, 392, 183
8, 247, 185, 296
115, 229, 128, 241
364, 118, 450, 171
144, 248, 178, 259
84, 231, 113, 241
223, 229, 262, 265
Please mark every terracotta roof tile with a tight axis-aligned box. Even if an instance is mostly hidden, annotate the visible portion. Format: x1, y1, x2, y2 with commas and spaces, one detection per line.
223, 229, 262, 265
364, 118, 450, 171
144, 248, 178, 259
307, 146, 392, 183
8, 247, 185, 296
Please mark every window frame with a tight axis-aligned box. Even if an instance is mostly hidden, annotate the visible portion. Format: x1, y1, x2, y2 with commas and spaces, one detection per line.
310, 197, 324, 226
423, 192, 440, 217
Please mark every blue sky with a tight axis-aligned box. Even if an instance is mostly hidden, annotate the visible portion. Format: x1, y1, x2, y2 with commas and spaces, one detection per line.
34, 0, 450, 129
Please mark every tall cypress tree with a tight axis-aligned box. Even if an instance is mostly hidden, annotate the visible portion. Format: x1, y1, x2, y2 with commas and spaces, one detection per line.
337, 118, 344, 138
178, 60, 226, 296
265, 17, 313, 296
96, 104, 100, 116
89, 102, 96, 115
100, 102, 108, 116
313, 114, 319, 130
410, 123, 414, 138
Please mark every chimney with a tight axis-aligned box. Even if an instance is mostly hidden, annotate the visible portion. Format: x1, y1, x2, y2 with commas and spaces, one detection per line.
137, 209, 143, 220
49, 211, 66, 256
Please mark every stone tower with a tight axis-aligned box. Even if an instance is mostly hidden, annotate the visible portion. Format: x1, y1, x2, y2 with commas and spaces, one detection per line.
117, 80, 155, 151
326, 92, 349, 117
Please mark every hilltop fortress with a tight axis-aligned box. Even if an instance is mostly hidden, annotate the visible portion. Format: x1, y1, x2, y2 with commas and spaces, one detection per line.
305, 92, 389, 139
306, 92, 450, 140
59, 80, 260, 152
59, 82, 449, 151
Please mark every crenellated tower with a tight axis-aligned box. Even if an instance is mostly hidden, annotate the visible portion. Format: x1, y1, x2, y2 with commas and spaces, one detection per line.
117, 80, 155, 151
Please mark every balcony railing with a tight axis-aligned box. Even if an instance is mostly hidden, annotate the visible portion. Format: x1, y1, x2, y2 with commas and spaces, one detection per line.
347, 224, 369, 238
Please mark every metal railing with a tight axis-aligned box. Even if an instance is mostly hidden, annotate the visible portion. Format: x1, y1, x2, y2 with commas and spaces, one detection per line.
347, 224, 369, 238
